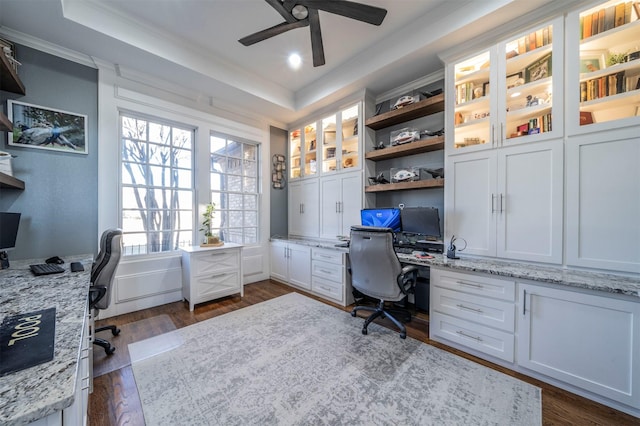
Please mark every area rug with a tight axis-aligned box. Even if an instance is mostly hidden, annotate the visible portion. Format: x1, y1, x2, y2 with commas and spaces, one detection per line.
93, 314, 176, 377
129, 293, 541, 425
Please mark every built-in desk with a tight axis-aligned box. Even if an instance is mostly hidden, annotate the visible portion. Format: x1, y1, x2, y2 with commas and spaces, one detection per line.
0, 256, 92, 425
399, 253, 640, 418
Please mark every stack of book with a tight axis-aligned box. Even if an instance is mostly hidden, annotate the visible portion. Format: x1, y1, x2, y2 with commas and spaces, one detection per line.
580, 71, 626, 101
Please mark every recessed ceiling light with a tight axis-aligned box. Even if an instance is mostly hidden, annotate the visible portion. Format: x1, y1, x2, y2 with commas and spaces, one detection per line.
288, 53, 302, 70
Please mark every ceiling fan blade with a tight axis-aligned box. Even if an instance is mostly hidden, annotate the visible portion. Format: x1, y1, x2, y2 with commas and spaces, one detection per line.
239, 20, 309, 46
309, 8, 325, 67
265, 0, 297, 23
299, 0, 387, 26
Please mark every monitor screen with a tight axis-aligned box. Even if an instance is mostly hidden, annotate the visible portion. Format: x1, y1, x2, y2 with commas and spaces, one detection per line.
360, 208, 401, 232
0, 212, 21, 250
400, 207, 441, 240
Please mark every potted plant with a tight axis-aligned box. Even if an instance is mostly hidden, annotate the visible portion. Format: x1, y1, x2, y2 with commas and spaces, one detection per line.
200, 202, 221, 245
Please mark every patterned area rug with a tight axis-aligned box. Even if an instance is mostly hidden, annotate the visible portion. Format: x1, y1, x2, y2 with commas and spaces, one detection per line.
129, 293, 541, 425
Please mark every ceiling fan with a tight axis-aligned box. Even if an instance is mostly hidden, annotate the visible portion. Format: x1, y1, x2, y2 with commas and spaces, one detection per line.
239, 0, 388, 67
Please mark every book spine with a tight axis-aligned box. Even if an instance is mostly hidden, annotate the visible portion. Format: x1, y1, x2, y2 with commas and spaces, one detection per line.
615, 2, 626, 27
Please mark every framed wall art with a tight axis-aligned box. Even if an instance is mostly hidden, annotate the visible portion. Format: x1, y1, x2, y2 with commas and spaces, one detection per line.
7, 100, 88, 154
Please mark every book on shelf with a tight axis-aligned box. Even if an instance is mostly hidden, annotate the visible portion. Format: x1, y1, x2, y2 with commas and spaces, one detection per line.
581, 2, 639, 39
598, 8, 605, 33
581, 71, 627, 101
635, 2, 640, 19
580, 111, 594, 125
605, 5, 616, 31
615, 2, 626, 27
583, 13, 593, 38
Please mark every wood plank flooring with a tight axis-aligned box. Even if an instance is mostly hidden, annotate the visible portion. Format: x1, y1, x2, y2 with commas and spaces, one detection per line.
88, 280, 639, 426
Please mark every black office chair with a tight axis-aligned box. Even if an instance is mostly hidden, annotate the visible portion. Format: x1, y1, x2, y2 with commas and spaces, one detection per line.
349, 226, 418, 339
88, 228, 123, 355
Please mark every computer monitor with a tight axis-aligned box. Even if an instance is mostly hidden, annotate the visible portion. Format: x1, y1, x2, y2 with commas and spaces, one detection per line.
0, 212, 21, 269
400, 207, 441, 240
360, 208, 401, 232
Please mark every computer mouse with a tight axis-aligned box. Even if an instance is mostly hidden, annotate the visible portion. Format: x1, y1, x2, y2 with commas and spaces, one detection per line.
45, 256, 64, 264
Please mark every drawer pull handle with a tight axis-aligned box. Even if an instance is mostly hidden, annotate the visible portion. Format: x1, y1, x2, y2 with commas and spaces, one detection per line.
456, 304, 483, 314
456, 280, 484, 289
456, 330, 483, 342
319, 269, 333, 274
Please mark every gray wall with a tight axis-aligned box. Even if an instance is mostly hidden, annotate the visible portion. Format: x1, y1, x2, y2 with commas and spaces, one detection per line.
269, 126, 288, 237
1, 45, 98, 260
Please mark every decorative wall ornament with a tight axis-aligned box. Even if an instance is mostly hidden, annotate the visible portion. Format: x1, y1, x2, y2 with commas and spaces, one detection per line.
272, 154, 286, 189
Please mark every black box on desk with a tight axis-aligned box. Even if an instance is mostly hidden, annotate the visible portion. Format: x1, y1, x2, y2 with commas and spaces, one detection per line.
415, 277, 430, 312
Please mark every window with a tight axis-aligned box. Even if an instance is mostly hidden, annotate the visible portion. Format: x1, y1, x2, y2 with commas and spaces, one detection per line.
209, 133, 260, 244
120, 113, 194, 255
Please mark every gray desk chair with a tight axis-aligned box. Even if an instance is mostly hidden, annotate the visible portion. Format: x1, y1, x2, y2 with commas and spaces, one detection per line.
88, 228, 123, 355
349, 226, 418, 339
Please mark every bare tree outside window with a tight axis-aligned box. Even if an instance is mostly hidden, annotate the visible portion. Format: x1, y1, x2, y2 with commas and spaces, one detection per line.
121, 115, 194, 255
210, 133, 260, 244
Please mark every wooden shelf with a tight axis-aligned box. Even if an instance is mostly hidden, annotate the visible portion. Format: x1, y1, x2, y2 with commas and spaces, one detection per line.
365, 93, 445, 130
0, 171, 25, 190
0, 53, 26, 95
0, 112, 12, 132
365, 178, 444, 193
365, 136, 444, 161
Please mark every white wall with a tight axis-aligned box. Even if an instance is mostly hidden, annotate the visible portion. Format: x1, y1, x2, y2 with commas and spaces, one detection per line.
96, 63, 272, 317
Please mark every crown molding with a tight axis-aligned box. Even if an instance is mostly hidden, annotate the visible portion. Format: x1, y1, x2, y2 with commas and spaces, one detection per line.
0, 26, 97, 68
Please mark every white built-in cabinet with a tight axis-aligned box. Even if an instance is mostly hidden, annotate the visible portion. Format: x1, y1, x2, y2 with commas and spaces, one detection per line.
319, 171, 362, 239
519, 282, 640, 410
269, 240, 311, 290
288, 102, 363, 239
445, 140, 563, 263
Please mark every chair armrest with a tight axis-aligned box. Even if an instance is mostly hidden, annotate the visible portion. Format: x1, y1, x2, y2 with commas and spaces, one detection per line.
397, 265, 419, 295
89, 285, 107, 309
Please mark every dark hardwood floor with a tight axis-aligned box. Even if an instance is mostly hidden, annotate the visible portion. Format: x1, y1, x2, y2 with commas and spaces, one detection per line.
89, 280, 639, 426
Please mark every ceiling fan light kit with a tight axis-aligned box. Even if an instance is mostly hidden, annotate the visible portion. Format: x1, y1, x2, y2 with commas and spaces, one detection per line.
239, 0, 387, 67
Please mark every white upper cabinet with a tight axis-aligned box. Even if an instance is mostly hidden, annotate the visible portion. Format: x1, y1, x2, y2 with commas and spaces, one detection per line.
448, 17, 564, 154
567, 0, 640, 134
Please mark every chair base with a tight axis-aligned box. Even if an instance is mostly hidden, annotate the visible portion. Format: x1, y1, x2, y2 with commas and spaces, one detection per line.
93, 324, 121, 355
351, 300, 412, 339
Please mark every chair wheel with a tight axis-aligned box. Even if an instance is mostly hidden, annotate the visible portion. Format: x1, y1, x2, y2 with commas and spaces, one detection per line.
400, 332, 406, 339
112, 328, 121, 336
105, 346, 116, 355
351, 311, 357, 317
362, 328, 368, 335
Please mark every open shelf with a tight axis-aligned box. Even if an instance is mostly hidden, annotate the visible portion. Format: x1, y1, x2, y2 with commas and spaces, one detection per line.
0, 113, 12, 132
365, 178, 444, 193
0, 171, 25, 190
0, 53, 26, 95
365, 93, 445, 130
365, 136, 444, 161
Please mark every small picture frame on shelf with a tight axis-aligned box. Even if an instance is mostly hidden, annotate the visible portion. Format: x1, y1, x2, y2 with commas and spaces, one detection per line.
580, 50, 606, 73
525, 53, 552, 83
506, 72, 524, 89
483, 82, 490, 96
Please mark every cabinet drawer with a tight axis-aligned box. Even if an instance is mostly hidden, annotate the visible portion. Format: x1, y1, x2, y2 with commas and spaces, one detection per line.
431, 268, 515, 302
432, 287, 515, 332
430, 312, 515, 363
192, 250, 239, 275
312, 276, 343, 303
195, 271, 240, 299
312, 260, 343, 282
312, 248, 343, 265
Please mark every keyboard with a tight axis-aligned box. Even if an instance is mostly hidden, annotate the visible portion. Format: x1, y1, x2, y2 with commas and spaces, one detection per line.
30, 263, 65, 276
394, 246, 414, 254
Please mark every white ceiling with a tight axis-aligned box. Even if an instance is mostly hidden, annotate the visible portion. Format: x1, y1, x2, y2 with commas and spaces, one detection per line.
0, 0, 577, 125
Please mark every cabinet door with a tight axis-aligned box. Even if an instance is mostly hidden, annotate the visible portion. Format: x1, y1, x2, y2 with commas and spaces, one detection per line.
445, 150, 497, 256
519, 283, 640, 408
567, 2, 640, 135
320, 176, 341, 239
496, 141, 563, 263
289, 180, 318, 237
566, 134, 640, 273
339, 171, 362, 236
269, 242, 288, 282
288, 244, 311, 290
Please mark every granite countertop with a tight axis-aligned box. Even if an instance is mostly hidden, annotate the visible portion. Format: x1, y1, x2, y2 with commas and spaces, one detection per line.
397, 253, 640, 298
271, 235, 640, 298
0, 255, 93, 425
